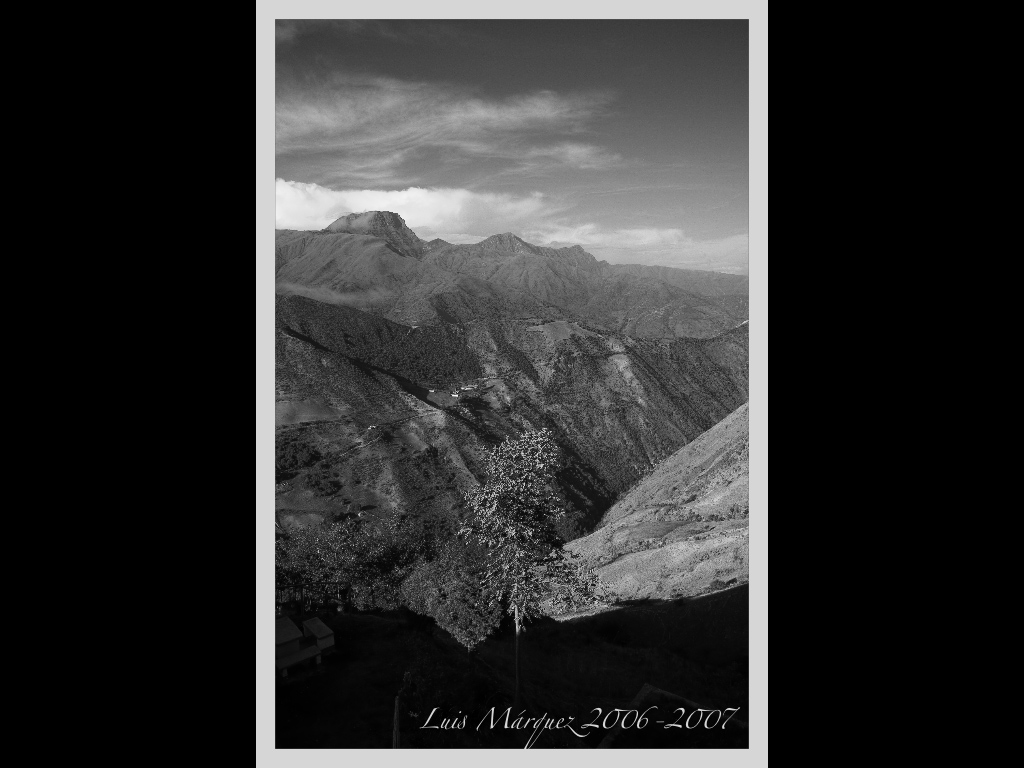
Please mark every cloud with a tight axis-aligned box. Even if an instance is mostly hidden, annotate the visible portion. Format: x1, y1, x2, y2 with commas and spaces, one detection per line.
520, 143, 623, 172
533, 223, 686, 249
275, 75, 615, 184
275, 180, 550, 235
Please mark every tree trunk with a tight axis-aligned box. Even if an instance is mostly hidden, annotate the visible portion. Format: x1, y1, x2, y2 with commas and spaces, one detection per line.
513, 604, 521, 709
392, 694, 400, 748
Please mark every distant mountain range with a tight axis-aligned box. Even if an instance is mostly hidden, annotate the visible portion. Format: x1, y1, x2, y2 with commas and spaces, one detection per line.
277, 211, 747, 339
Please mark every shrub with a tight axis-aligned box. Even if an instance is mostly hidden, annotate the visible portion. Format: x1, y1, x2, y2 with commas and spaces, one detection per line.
276, 437, 321, 472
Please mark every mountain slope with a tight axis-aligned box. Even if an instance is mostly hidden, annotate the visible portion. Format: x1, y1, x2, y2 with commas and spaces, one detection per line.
275, 293, 747, 534
567, 403, 749, 601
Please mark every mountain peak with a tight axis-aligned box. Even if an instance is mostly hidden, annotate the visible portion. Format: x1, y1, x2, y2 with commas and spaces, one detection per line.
326, 210, 408, 232
478, 232, 542, 254
324, 211, 423, 259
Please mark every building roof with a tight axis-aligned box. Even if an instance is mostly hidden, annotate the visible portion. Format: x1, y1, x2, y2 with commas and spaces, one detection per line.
276, 617, 303, 646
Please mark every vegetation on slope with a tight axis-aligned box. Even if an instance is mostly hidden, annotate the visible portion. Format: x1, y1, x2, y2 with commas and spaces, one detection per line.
275, 295, 747, 541
567, 404, 749, 601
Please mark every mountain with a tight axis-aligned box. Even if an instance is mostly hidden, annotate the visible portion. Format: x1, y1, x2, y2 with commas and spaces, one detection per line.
566, 403, 749, 601
275, 291, 747, 534
276, 211, 747, 339
325, 210, 425, 259
274, 212, 748, 561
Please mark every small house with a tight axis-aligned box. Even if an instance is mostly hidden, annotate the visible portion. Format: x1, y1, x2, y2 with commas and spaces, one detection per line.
302, 617, 335, 650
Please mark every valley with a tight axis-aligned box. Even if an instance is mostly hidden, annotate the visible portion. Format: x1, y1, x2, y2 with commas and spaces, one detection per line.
275, 213, 750, 601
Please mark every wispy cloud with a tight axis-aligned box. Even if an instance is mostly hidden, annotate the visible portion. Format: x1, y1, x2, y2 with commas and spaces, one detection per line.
276, 74, 616, 185
534, 223, 686, 249
520, 143, 623, 172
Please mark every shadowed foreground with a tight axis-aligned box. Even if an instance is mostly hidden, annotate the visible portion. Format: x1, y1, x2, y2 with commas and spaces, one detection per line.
275, 583, 748, 748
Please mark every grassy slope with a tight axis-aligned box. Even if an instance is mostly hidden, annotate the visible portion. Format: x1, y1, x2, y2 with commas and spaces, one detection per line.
568, 404, 749, 601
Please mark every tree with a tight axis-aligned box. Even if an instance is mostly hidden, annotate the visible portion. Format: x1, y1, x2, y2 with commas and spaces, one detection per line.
400, 541, 502, 650
275, 520, 355, 586
461, 428, 600, 706
276, 514, 428, 611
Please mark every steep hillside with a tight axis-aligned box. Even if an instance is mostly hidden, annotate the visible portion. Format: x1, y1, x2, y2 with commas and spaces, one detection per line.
276, 212, 747, 339
275, 293, 747, 536
567, 403, 749, 601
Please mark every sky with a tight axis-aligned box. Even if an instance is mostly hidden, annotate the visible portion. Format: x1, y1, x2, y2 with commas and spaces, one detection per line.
275, 20, 749, 273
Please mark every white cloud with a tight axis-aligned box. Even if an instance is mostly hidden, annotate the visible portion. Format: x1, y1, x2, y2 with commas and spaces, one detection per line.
275, 180, 549, 235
